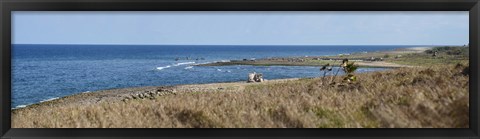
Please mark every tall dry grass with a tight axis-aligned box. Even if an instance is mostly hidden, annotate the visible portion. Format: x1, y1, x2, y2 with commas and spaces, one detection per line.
12, 63, 469, 128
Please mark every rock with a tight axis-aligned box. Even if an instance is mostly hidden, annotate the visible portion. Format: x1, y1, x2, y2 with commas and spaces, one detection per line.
254, 73, 264, 82
248, 72, 256, 82
248, 72, 264, 83
157, 87, 175, 93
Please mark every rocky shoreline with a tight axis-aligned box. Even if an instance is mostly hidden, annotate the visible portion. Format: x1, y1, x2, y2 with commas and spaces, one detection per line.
11, 78, 301, 112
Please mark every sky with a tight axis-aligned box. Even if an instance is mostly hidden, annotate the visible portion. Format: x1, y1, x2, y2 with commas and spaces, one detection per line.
12, 11, 469, 46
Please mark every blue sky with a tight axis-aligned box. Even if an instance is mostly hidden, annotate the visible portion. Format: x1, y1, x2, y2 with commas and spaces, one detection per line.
12, 11, 468, 45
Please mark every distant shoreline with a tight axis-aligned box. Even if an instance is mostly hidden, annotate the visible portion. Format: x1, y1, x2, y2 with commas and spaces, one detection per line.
196, 46, 432, 68
13, 44, 453, 47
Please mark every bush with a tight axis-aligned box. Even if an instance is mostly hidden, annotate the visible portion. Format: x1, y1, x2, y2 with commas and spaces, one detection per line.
383, 54, 390, 58
427, 46, 468, 56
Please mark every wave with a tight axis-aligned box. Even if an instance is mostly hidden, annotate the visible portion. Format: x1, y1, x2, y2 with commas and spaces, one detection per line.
156, 65, 171, 70
216, 69, 232, 73
12, 97, 61, 110
157, 62, 196, 71
14, 105, 27, 109
12, 97, 58, 110
17, 105, 27, 108
40, 97, 59, 103
185, 66, 193, 69
174, 62, 195, 66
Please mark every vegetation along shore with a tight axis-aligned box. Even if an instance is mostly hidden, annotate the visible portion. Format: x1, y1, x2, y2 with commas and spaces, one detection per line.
197, 47, 433, 68
12, 46, 469, 128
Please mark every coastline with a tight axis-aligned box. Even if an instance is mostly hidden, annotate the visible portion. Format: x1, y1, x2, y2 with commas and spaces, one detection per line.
11, 46, 432, 111
12, 62, 469, 128
12, 77, 304, 111
196, 47, 431, 68
11, 44, 470, 128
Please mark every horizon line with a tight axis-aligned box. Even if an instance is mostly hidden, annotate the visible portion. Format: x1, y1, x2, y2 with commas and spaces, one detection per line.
12, 43, 466, 46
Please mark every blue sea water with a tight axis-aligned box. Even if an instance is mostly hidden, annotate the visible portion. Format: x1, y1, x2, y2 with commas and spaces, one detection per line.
11, 44, 417, 108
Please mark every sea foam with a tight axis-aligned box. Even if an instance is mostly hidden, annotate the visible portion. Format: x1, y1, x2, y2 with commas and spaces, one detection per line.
40, 97, 59, 103
13, 105, 27, 109
156, 65, 171, 70
157, 62, 196, 70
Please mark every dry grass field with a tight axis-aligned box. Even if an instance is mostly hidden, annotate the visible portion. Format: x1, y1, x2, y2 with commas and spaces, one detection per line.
12, 62, 469, 128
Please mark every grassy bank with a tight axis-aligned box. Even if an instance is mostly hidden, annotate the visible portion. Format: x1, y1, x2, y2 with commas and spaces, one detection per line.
12, 62, 469, 128
386, 47, 469, 67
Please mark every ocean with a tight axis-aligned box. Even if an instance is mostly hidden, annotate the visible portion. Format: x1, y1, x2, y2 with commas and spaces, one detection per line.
11, 44, 417, 108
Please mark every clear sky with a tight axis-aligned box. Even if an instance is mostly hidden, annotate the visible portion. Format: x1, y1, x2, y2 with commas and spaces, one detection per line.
12, 11, 469, 45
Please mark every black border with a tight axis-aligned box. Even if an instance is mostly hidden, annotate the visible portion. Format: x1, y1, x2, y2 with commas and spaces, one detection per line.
1, 0, 479, 139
